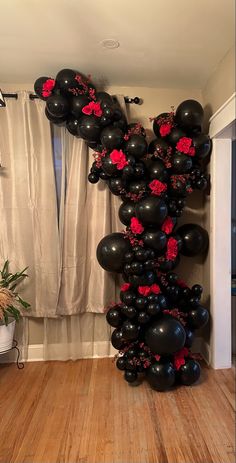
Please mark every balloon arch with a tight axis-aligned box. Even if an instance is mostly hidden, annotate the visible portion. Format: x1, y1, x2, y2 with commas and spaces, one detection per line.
34, 69, 211, 391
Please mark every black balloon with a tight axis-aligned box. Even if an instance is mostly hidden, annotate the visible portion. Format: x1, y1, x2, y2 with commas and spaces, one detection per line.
148, 138, 169, 157
70, 95, 90, 118
96, 92, 113, 105
120, 290, 136, 305
142, 229, 167, 252
116, 357, 126, 370
102, 155, 120, 176
124, 135, 148, 159
119, 202, 136, 225
108, 178, 125, 195
152, 113, 170, 137
188, 306, 209, 329
179, 359, 201, 385
122, 320, 139, 341
78, 116, 101, 141
56, 68, 86, 95
111, 329, 124, 350
167, 127, 186, 145
106, 307, 123, 327
129, 180, 147, 195
192, 133, 212, 160
146, 160, 168, 182
66, 117, 80, 136
88, 172, 99, 184
34, 76, 55, 100
124, 370, 138, 383
46, 94, 69, 118
145, 315, 186, 354
184, 328, 194, 348
101, 127, 124, 150
176, 224, 209, 256
96, 232, 131, 273
135, 197, 167, 227
175, 100, 204, 131
45, 108, 67, 125
147, 362, 176, 391
172, 154, 192, 173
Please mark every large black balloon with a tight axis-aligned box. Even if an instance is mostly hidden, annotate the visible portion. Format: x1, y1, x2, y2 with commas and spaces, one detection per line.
147, 362, 176, 391
124, 135, 148, 159
192, 133, 212, 160
188, 306, 209, 329
119, 202, 136, 226
56, 68, 86, 95
96, 232, 131, 273
145, 315, 186, 354
101, 127, 124, 150
179, 359, 201, 385
46, 95, 69, 118
135, 197, 167, 227
175, 100, 204, 131
152, 113, 169, 137
142, 230, 167, 252
70, 95, 90, 118
146, 160, 168, 182
176, 224, 209, 256
78, 116, 101, 141
167, 127, 186, 145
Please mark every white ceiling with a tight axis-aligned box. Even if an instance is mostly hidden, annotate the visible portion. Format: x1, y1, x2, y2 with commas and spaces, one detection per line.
0, 0, 235, 88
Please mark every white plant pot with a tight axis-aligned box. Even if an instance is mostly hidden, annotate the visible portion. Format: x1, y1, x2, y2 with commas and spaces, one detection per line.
0, 319, 16, 353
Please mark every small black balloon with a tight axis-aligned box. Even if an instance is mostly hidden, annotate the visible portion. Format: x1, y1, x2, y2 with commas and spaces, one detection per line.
45, 108, 67, 125
167, 127, 186, 145
118, 202, 136, 226
179, 359, 201, 385
46, 94, 69, 118
96, 232, 131, 273
124, 135, 148, 159
116, 357, 126, 370
145, 315, 186, 354
146, 160, 168, 182
129, 180, 147, 195
142, 230, 167, 252
184, 328, 194, 348
66, 117, 80, 136
172, 154, 193, 173
120, 291, 136, 305
124, 370, 138, 383
191, 284, 203, 297
108, 178, 124, 196
147, 303, 161, 316
101, 126, 124, 150
121, 305, 137, 319
135, 196, 167, 227
147, 362, 176, 391
70, 95, 90, 118
135, 297, 148, 310
106, 307, 123, 327
34, 76, 55, 100
148, 138, 169, 157
122, 320, 139, 341
192, 133, 212, 160
138, 312, 150, 324
88, 172, 99, 184
188, 306, 209, 329
78, 116, 101, 141
111, 329, 124, 350
176, 224, 209, 257
152, 113, 170, 137
102, 155, 120, 176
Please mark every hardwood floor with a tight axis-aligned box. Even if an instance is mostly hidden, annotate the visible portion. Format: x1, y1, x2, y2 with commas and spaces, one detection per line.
0, 359, 235, 463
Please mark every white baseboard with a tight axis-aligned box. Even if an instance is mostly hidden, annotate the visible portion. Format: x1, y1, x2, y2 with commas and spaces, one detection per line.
0, 338, 210, 364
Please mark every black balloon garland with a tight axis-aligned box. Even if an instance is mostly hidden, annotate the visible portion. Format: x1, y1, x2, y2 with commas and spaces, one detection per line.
34, 69, 212, 391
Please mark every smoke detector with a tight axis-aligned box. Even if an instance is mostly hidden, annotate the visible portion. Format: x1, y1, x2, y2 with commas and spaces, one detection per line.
101, 39, 120, 49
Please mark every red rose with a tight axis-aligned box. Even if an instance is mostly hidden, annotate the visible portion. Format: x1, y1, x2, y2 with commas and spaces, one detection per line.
150, 284, 161, 294
121, 283, 131, 292
159, 123, 172, 137
110, 149, 128, 170
138, 286, 151, 296
130, 217, 144, 235
161, 216, 174, 235
42, 78, 55, 98
149, 179, 167, 196
176, 137, 195, 156
82, 101, 103, 117
166, 237, 178, 261
154, 354, 161, 361
174, 347, 189, 370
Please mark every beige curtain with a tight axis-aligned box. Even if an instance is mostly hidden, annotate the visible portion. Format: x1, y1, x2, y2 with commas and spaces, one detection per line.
0, 92, 60, 318
43, 95, 127, 360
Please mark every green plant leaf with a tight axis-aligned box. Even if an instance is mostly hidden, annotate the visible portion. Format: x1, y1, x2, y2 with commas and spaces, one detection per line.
17, 296, 30, 309
7, 306, 21, 321
3, 311, 9, 326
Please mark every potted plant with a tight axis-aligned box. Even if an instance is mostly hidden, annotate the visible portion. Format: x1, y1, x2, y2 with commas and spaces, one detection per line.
0, 261, 30, 353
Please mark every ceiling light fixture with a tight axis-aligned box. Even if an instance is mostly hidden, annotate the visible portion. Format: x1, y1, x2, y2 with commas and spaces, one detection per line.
101, 39, 120, 49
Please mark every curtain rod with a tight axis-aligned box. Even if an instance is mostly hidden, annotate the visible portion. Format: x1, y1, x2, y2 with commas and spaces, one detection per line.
1, 92, 142, 105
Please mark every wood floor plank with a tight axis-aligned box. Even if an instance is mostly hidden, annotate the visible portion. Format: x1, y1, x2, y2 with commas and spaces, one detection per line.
0, 359, 235, 463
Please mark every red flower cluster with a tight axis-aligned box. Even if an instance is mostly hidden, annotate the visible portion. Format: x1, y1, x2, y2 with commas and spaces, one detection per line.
121, 283, 131, 292
159, 122, 172, 137
166, 237, 178, 261
82, 101, 102, 117
110, 149, 128, 170
149, 179, 167, 196
130, 217, 144, 235
176, 137, 195, 156
42, 79, 55, 98
138, 284, 161, 296
161, 216, 175, 234
174, 347, 189, 370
